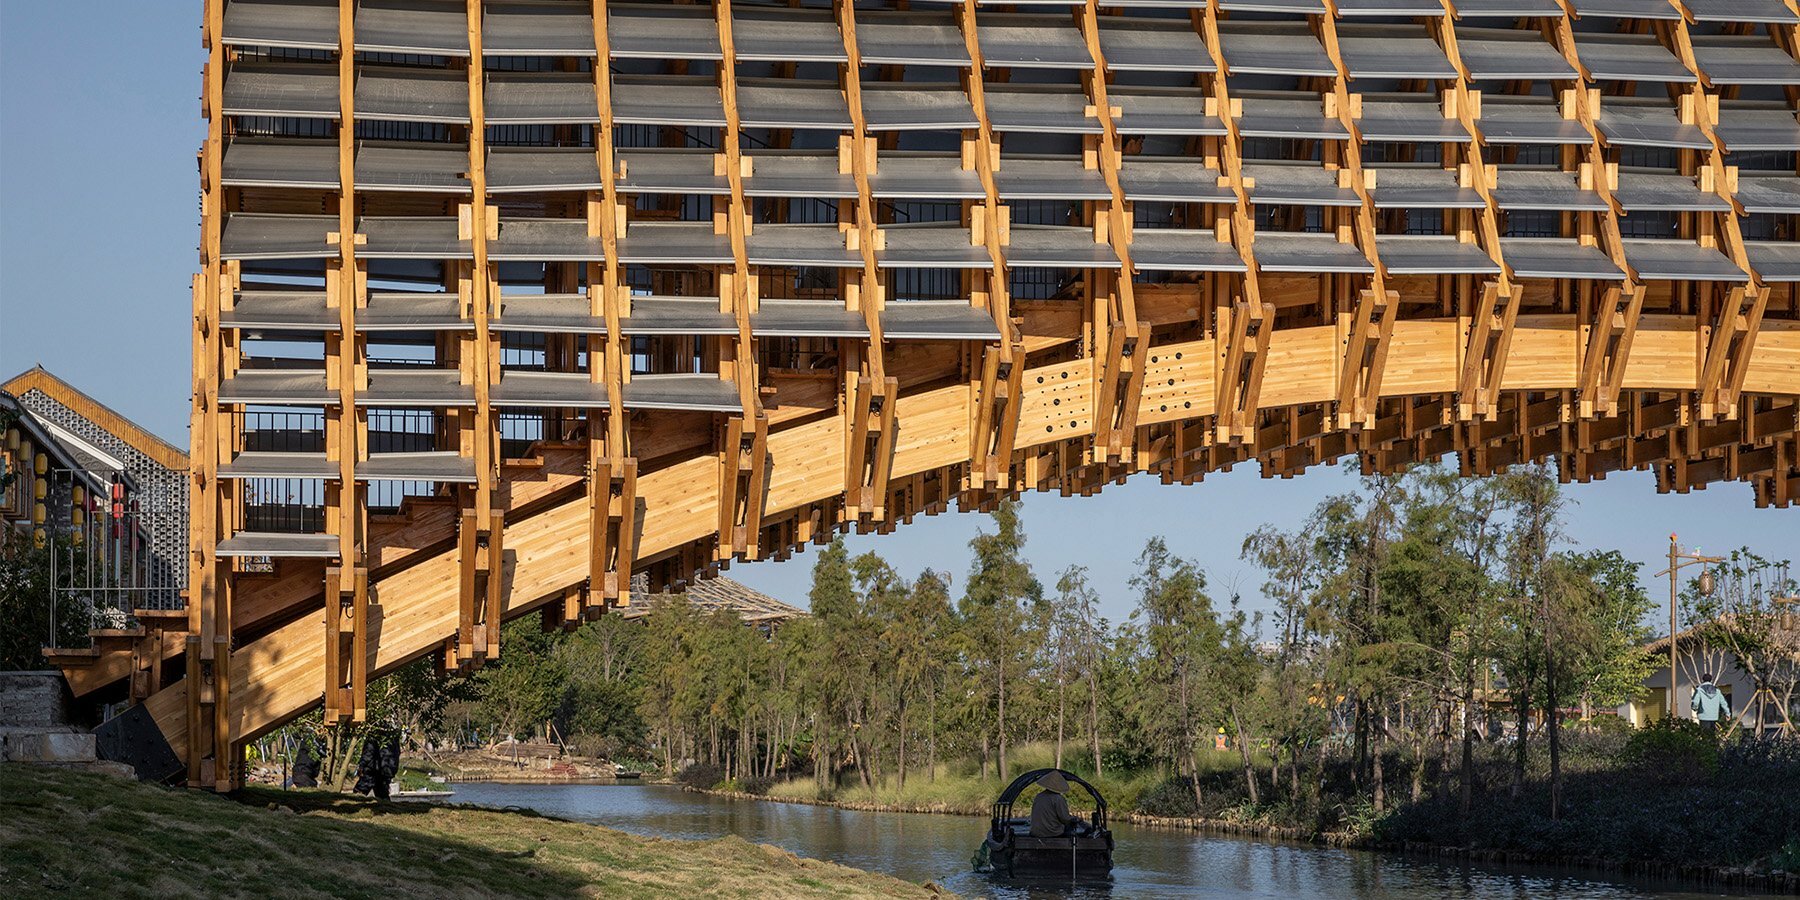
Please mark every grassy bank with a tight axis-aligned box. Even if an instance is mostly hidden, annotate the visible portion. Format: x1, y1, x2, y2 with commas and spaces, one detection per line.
724, 741, 1259, 823
0, 765, 940, 899
709, 732, 1800, 880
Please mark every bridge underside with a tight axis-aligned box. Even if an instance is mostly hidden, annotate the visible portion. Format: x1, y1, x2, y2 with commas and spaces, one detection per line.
62, 0, 1800, 787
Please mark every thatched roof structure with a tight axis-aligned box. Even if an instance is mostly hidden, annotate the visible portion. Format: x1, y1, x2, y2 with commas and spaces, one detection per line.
622, 575, 806, 627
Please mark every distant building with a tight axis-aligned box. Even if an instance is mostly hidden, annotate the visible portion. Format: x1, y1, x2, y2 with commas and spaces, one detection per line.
1620, 619, 1800, 734
621, 574, 806, 631
2, 367, 188, 615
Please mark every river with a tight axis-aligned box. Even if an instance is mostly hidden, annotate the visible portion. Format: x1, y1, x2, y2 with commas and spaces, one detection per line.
446, 783, 1775, 899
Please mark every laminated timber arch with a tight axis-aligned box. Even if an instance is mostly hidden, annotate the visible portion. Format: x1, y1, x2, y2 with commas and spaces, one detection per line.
63, 0, 1800, 787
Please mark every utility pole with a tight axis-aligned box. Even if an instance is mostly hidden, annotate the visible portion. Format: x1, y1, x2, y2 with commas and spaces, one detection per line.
1655, 535, 1721, 717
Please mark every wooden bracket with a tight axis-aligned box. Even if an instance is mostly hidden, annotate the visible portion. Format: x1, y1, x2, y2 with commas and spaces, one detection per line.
1699, 285, 1770, 422
454, 509, 503, 664
483, 510, 503, 661
972, 338, 1026, 489
1095, 322, 1148, 464
455, 508, 478, 663
321, 566, 368, 723
589, 456, 637, 605
1338, 289, 1398, 429
847, 375, 900, 519
718, 413, 769, 560
1458, 281, 1522, 420
1577, 283, 1645, 419
1216, 300, 1275, 444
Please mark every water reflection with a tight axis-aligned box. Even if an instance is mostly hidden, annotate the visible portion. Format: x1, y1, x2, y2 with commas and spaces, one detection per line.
446, 783, 1774, 899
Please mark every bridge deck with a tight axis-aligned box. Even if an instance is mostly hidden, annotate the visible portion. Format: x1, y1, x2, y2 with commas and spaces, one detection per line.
74, 0, 1800, 786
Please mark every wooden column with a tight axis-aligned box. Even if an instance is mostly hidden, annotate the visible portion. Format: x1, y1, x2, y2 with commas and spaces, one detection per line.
1078, 0, 1148, 465
458, 0, 503, 664
590, 0, 636, 607
956, 0, 1024, 491
835, 0, 899, 523
714, 0, 770, 562
1197, 2, 1273, 445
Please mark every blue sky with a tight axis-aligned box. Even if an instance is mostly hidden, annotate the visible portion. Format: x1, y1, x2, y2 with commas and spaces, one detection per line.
1, 3, 1790, 632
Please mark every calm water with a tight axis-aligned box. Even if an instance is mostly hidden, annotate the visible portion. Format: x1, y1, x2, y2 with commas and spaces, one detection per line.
447, 783, 1775, 899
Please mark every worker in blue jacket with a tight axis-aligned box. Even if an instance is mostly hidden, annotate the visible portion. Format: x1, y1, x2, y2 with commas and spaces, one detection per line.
1691, 672, 1732, 736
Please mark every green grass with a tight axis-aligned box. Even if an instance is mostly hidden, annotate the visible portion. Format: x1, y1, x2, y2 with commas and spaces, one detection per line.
0, 765, 941, 899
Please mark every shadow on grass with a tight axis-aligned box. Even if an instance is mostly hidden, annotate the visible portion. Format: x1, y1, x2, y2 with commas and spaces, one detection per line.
2, 766, 590, 898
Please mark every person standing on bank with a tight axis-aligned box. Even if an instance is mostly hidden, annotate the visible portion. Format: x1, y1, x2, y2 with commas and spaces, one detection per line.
1029, 771, 1089, 838
1691, 672, 1732, 736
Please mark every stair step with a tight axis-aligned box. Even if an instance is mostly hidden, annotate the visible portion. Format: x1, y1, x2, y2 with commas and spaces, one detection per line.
41, 648, 101, 667
131, 608, 189, 624
90, 628, 146, 641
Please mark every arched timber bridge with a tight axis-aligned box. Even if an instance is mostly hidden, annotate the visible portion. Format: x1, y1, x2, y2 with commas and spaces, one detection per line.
52, 0, 1800, 788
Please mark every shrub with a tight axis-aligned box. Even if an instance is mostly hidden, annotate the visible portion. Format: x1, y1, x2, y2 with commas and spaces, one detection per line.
675, 762, 723, 790
738, 775, 775, 796
1618, 719, 1718, 783
1584, 713, 1636, 736
1772, 837, 1800, 873
1134, 776, 1201, 818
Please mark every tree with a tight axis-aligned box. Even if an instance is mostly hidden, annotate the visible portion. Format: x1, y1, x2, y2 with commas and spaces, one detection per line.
1309, 471, 1406, 811
1556, 550, 1656, 721
960, 500, 1041, 782
1242, 522, 1330, 803
477, 618, 568, 742
1054, 565, 1108, 778
1495, 465, 1570, 818
0, 529, 115, 671
889, 569, 954, 786
1129, 536, 1222, 809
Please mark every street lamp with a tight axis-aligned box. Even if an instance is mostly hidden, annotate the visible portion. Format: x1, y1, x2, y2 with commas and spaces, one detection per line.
1655, 535, 1722, 717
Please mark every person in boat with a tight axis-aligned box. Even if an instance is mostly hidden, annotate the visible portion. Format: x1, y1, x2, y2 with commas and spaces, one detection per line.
1029, 771, 1090, 838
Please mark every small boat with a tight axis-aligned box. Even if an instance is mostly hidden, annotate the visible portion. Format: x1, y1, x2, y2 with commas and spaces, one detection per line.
975, 768, 1114, 877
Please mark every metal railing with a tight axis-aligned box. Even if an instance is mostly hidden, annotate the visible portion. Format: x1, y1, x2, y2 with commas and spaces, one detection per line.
887, 268, 962, 302
624, 265, 716, 296
1500, 210, 1563, 239
40, 467, 187, 640
242, 478, 326, 534
1010, 267, 1080, 302
755, 196, 838, 224
1255, 205, 1328, 233
1009, 200, 1078, 226
634, 192, 714, 221
760, 336, 838, 372
241, 410, 326, 453
759, 266, 840, 299
880, 200, 960, 224
615, 125, 720, 150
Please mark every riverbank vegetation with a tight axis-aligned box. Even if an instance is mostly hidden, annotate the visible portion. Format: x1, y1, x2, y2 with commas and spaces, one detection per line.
363, 462, 1797, 874
0, 764, 938, 898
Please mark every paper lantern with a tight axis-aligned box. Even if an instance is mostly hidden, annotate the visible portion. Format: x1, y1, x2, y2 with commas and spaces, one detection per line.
4, 427, 17, 450
34, 479, 47, 500
34, 453, 47, 476
72, 485, 85, 507
32, 502, 47, 524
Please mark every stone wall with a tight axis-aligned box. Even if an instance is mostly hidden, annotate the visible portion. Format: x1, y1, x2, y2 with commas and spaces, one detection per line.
0, 671, 71, 729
